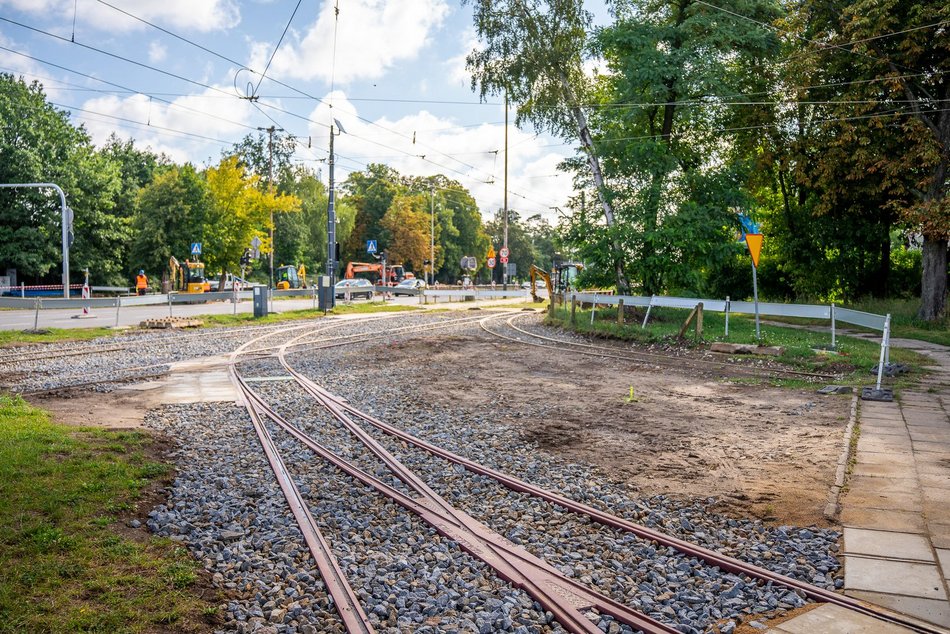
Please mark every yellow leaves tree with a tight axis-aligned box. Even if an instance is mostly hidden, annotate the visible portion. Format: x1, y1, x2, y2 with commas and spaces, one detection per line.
204, 156, 300, 276
380, 194, 437, 272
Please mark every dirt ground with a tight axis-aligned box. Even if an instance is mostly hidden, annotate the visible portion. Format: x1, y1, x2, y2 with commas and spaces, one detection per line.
368, 330, 852, 527
22, 322, 851, 528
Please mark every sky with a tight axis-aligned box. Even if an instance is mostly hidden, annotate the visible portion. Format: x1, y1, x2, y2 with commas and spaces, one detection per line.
0, 0, 610, 223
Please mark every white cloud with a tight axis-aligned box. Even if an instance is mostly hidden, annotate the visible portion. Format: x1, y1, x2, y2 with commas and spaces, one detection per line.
77, 87, 257, 164
0, 0, 240, 32
148, 41, 167, 64
444, 27, 478, 89
303, 94, 573, 221
247, 0, 449, 84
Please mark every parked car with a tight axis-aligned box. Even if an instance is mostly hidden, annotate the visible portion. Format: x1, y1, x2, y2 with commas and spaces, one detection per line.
392, 278, 427, 296
335, 278, 374, 299
205, 273, 249, 291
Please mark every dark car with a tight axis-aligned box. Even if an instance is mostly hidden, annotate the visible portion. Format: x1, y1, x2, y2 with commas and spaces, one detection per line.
335, 278, 374, 299
392, 278, 427, 296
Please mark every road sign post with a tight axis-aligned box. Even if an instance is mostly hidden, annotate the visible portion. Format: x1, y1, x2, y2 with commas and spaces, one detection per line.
745, 233, 763, 340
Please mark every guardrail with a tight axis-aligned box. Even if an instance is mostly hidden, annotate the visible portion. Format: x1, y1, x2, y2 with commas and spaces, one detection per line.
564, 291, 893, 390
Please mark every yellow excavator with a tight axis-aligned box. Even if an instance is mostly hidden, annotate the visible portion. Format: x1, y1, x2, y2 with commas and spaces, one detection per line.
276, 264, 307, 289
169, 256, 210, 293
529, 261, 585, 302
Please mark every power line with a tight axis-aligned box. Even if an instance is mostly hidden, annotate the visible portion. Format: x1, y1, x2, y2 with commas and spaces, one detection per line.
252, 0, 303, 98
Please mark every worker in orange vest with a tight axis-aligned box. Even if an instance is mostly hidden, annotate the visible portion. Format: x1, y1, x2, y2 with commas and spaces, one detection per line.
135, 270, 149, 296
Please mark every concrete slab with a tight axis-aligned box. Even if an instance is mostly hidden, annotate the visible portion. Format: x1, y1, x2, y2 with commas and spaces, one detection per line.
917, 457, 950, 475
842, 508, 928, 533
858, 437, 914, 454
914, 441, 950, 454
858, 451, 917, 467
847, 590, 950, 629
920, 473, 950, 489
861, 424, 912, 437
768, 603, 916, 633
937, 549, 950, 581
844, 528, 935, 561
909, 430, 950, 444
853, 462, 920, 479
844, 556, 946, 599
931, 524, 950, 550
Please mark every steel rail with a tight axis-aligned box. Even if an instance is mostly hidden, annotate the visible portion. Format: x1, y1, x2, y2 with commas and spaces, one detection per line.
238, 365, 679, 634
485, 313, 836, 382
274, 340, 942, 634
229, 331, 375, 633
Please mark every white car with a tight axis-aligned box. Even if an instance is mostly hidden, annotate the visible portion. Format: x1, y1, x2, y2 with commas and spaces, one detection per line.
392, 278, 427, 296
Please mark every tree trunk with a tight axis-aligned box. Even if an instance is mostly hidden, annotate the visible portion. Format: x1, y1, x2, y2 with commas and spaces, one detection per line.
567, 100, 631, 295
877, 223, 890, 298
918, 238, 948, 320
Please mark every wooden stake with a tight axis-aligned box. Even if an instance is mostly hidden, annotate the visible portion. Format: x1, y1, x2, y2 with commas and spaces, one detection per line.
617, 299, 624, 325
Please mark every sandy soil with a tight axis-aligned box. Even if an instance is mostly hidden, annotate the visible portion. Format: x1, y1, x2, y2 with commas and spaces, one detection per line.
368, 330, 851, 527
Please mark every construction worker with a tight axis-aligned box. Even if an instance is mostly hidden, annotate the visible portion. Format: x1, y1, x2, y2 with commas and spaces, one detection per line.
135, 270, 149, 296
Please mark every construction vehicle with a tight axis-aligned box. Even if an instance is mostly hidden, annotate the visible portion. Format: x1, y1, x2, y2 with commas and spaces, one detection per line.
344, 262, 414, 286
529, 261, 584, 302
168, 256, 210, 293
276, 264, 307, 289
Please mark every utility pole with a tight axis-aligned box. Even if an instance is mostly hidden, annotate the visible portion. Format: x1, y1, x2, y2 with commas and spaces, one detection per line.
258, 125, 282, 293
328, 119, 346, 307
0, 183, 71, 297
503, 93, 509, 290
430, 183, 435, 286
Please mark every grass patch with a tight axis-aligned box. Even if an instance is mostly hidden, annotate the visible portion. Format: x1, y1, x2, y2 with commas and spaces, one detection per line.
0, 327, 118, 348
845, 297, 950, 347
0, 395, 216, 633
546, 303, 929, 385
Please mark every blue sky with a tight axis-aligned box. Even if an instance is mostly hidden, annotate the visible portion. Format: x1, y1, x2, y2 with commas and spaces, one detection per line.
0, 0, 610, 221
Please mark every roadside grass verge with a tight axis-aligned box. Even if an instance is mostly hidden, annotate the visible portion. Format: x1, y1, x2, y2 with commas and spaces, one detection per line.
0, 327, 118, 348
0, 395, 216, 633
195, 301, 418, 327
546, 304, 928, 387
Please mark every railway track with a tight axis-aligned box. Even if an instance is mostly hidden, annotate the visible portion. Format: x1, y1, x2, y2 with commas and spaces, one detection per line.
481, 312, 837, 382
220, 315, 938, 633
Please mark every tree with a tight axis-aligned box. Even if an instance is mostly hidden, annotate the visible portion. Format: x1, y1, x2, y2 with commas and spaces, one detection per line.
0, 74, 126, 285
787, 0, 950, 318
380, 194, 432, 271
204, 156, 300, 278
340, 164, 403, 263
563, 0, 780, 295
130, 164, 211, 280
464, 0, 631, 293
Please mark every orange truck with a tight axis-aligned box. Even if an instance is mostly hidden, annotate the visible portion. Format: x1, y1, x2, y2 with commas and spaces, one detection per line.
343, 262, 414, 286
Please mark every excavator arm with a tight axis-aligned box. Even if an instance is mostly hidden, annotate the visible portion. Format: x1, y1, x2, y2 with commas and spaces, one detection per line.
529, 265, 552, 303
168, 256, 181, 292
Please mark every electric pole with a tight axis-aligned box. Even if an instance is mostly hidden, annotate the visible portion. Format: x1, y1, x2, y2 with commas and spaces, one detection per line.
430, 183, 435, 287
258, 125, 282, 293
328, 119, 346, 308
503, 93, 509, 290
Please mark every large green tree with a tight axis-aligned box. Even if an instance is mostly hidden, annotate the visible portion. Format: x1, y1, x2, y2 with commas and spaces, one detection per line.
464, 0, 631, 293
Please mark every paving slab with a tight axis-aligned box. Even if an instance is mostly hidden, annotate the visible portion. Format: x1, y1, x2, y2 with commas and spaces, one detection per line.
858, 437, 915, 454
844, 528, 935, 562
844, 556, 946, 599
858, 451, 917, 466
842, 508, 928, 533
768, 603, 920, 633
920, 473, 950, 489
853, 462, 921, 479
938, 549, 950, 581
914, 441, 950, 454
909, 430, 950, 443
862, 423, 914, 436
847, 591, 950, 629
931, 524, 950, 550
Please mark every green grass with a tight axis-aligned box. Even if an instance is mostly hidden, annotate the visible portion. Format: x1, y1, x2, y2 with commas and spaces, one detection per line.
0, 395, 217, 633
845, 298, 950, 346
547, 303, 929, 386
0, 327, 119, 348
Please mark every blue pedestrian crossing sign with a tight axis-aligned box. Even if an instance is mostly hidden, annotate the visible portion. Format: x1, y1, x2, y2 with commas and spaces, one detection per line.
191, 242, 202, 256
366, 240, 377, 254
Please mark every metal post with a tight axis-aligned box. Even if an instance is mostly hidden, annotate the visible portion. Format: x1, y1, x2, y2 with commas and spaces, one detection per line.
724, 296, 730, 337
752, 262, 760, 341
0, 183, 70, 297
233, 286, 238, 315
503, 93, 508, 291
168, 292, 173, 318
33, 298, 40, 330
570, 296, 577, 325
830, 303, 836, 350
641, 295, 655, 329
884, 313, 891, 365
591, 294, 597, 325
327, 123, 337, 308
430, 183, 435, 287
875, 314, 891, 390
115, 296, 121, 328
20, 282, 24, 298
